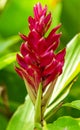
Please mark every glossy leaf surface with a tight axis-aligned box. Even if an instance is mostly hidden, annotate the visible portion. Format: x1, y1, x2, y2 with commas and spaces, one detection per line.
7, 96, 34, 130
47, 116, 80, 130
45, 34, 80, 116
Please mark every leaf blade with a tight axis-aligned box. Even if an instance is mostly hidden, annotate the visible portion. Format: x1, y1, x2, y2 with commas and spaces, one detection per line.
49, 34, 80, 105
7, 96, 34, 130
0, 52, 17, 69
63, 100, 80, 111
45, 34, 80, 118
47, 116, 80, 130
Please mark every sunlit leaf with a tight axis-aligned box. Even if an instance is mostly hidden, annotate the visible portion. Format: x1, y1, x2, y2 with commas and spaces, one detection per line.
0, 35, 20, 54
0, 52, 16, 69
45, 34, 80, 117
0, 0, 7, 11
47, 116, 80, 130
7, 96, 34, 130
63, 100, 80, 111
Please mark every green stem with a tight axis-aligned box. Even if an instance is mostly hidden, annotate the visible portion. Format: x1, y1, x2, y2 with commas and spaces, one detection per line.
34, 83, 43, 128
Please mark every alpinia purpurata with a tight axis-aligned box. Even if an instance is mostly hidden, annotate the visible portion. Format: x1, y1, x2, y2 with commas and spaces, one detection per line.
15, 3, 66, 99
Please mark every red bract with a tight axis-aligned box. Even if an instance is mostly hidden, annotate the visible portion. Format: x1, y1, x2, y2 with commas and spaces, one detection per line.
15, 2, 66, 94
28, 3, 51, 36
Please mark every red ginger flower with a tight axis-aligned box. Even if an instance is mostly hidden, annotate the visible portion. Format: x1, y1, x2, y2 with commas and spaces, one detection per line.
15, 3, 66, 95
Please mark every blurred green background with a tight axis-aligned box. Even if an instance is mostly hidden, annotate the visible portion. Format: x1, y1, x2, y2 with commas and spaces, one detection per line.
0, 0, 80, 129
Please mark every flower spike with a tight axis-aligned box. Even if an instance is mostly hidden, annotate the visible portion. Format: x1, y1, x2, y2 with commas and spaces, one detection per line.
15, 3, 66, 107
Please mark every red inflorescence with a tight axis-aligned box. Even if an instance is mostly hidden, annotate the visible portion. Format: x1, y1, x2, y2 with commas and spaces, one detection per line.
15, 2, 66, 93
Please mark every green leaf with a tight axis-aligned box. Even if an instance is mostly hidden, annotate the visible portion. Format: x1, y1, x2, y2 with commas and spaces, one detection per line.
34, 83, 42, 124
0, 52, 17, 69
50, 34, 80, 104
45, 34, 80, 117
63, 100, 80, 111
0, 35, 20, 54
47, 116, 80, 130
0, 0, 7, 11
7, 96, 34, 130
